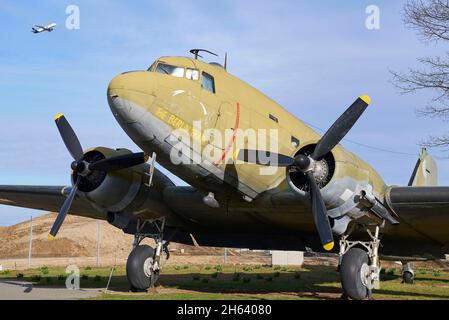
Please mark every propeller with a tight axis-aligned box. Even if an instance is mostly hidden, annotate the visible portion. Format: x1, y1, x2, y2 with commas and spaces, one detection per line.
236, 96, 371, 251
48, 114, 148, 240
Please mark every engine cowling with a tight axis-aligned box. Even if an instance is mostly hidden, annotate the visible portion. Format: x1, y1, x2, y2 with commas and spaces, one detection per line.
73, 147, 173, 222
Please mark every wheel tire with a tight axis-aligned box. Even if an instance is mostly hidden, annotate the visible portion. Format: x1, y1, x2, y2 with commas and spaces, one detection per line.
126, 245, 155, 291
402, 271, 414, 284
340, 248, 370, 300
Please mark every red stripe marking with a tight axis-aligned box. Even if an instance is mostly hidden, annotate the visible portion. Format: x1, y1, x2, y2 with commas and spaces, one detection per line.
215, 102, 240, 165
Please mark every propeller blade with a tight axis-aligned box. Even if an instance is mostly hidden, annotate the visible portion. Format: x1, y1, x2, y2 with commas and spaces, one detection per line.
236, 149, 296, 167
48, 177, 80, 240
88, 152, 147, 172
311, 96, 370, 161
306, 171, 334, 251
54, 114, 84, 161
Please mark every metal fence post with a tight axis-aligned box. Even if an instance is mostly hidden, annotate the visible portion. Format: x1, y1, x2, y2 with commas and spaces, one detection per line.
96, 221, 100, 267
27, 216, 33, 269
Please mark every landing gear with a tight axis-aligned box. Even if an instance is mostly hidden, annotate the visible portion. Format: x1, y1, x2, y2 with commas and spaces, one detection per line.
339, 225, 381, 300
126, 218, 169, 292
401, 262, 415, 284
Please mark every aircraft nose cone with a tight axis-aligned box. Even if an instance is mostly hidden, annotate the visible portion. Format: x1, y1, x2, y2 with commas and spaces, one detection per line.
107, 71, 156, 124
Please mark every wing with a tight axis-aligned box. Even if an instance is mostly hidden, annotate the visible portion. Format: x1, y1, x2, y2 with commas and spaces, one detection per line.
385, 186, 449, 245
0, 185, 100, 219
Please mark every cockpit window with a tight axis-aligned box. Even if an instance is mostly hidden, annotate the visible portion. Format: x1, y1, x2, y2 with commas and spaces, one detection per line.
202, 72, 215, 93
147, 62, 156, 72
186, 68, 199, 81
156, 63, 184, 78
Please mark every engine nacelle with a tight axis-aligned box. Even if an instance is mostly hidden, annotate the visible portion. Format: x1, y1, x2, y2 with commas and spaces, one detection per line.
73, 147, 173, 221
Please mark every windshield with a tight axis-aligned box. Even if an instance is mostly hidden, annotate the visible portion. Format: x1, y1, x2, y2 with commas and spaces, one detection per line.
155, 63, 184, 78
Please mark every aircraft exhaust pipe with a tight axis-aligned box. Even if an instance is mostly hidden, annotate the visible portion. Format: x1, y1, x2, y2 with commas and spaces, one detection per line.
360, 190, 399, 225
107, 212, 130, 230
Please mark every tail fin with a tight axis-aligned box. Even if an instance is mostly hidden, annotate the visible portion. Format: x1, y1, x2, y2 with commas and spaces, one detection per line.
408, 148, 438, 186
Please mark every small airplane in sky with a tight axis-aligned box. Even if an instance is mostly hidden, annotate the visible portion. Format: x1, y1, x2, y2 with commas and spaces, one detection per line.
31, 23, 56, 34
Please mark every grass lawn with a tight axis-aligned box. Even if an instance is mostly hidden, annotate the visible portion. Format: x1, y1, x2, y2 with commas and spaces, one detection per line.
1, 264, 448, 300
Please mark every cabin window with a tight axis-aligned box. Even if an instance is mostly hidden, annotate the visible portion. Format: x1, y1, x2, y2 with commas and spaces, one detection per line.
186, 69, 199, 81
155, 63, 184, 78
269, 114, 279, 123
202, 72, 215, 93
291, 136, 300, 147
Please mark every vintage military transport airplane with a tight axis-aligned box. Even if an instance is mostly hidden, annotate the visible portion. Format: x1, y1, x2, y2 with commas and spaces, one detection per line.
1, 49, 449, 300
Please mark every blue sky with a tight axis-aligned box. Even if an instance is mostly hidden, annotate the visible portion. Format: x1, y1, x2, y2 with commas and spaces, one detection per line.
0, 0, 448, 225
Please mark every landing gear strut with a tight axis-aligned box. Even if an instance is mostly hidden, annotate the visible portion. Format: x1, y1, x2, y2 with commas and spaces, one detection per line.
339, 225, 382, 300
126, 218, 169, 292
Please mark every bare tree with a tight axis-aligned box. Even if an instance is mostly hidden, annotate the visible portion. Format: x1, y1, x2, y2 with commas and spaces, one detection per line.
391, 0, 449, 148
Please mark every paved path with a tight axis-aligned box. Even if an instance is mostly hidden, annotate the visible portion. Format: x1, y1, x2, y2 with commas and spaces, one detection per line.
0, 280, 102, 300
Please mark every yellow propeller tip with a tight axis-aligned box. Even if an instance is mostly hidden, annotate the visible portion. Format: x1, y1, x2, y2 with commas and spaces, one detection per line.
359, 95, 371, 105
323, 242, 334, 251
233, 148, 240, 162
54, 113, 64, 121
144, 153, 150, 162
47, 234, 55, 241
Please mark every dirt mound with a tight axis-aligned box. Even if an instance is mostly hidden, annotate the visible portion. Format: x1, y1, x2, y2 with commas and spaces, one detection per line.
0, 213, 227, 259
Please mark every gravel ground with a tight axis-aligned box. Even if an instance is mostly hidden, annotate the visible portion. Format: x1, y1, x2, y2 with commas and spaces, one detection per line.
0, 279, 101, 300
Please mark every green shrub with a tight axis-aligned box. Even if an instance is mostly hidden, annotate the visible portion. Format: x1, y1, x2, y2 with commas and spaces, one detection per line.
265, 276, 273, 282
215, 265, 223, 272
94, 275, 102, 282
31, 275, 41, 282
243, 277, 251, 283
256, 274, 264, 280
254, 265, 261, 270
174, 266, 181, 271
183, 265, 189, 270
57, 274, 65, 281
243, 266, 252, 272
192, 275, 200, 281
386, 269, 395, 276
81, 274, 89, 280
201, 278, 209, 284
273, 265, 281, 271
433, 270, 441, 277
274, 272, 280, 278
204, 266, 211, 271
281, 267, 288, 272
40, 266, 49, 275
16, 273, 24, 279
211, 272, 219, 278
46, 277, 52, 283
85, 266, 92, 271
294, 272, 301, 279
232, 273, 241, 282
380, 268, 386, 275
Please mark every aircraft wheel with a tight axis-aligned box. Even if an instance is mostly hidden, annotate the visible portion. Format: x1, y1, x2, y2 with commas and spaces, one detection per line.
340, 247, 370, 300
126, 245, 156, 291
402, 271, 414, 284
